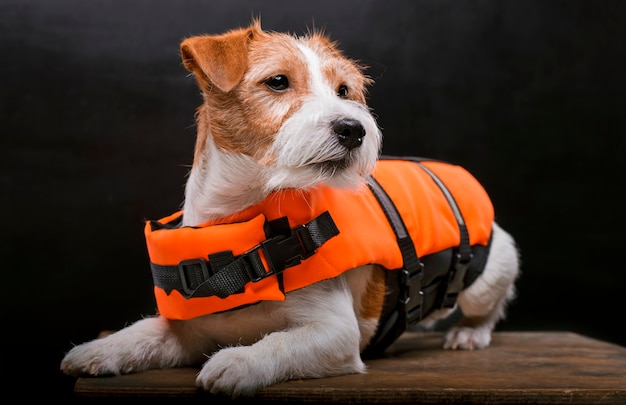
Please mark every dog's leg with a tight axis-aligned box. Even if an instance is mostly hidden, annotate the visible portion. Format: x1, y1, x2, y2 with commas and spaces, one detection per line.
444, 222, 520, 350
196, 275, 365, 398
60, 316, 219, 376
60, 300, 296, 378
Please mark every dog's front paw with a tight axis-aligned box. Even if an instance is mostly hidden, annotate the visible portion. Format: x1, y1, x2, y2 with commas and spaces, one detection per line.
443, 326, 491, 350
61, 340, 126, 377
197, 346, 279, 398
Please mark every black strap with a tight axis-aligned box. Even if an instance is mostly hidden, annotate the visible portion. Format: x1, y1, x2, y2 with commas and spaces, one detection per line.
150, 211, 339, 299
362, 176, 424, 358
362, 157, 483, 358
414, 162, 473, 309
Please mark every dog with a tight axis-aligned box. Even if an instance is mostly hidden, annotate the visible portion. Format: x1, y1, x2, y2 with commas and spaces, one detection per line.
61, 20, 520, 398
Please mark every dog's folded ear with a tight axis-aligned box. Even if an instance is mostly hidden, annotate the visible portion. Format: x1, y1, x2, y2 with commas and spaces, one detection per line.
180, 24, 259, 93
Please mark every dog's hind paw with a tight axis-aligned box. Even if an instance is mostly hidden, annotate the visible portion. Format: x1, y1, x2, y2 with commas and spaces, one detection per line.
443, 326, 492, 350
197, 345, 279, 398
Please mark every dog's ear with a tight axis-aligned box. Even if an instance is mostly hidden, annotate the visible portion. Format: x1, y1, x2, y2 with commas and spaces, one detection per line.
181, 24, 259, 92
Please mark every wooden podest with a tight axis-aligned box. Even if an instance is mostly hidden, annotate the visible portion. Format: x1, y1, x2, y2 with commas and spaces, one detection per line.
73, 331, 626, 404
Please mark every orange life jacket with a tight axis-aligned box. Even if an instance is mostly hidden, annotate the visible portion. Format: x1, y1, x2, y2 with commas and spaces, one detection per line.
145, 157, 494, 334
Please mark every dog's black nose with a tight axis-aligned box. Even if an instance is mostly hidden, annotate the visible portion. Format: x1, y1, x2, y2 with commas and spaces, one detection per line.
332, 118, 365, 150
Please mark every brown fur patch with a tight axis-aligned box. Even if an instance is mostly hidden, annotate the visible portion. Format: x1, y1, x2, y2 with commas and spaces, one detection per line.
359, 267, 386, 320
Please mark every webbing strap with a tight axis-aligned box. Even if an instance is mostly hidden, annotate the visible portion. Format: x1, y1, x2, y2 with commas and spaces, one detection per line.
362, 157, 479, 358
414, 162, 473, 308
363, 176, 424, 357
150, 211, 339, 299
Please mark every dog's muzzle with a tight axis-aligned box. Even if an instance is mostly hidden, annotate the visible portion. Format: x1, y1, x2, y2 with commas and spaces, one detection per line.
332, 118, 365, 150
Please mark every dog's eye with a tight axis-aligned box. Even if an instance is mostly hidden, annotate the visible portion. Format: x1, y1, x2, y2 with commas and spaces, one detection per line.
264, 75, 289, 91
337, 84, 349, 98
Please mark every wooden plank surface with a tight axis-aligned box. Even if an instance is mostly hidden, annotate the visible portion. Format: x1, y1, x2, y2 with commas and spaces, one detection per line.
73, 331, 626, 403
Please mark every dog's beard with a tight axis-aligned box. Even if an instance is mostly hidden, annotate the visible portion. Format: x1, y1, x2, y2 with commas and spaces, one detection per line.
319, 156, 351, 173
263, 137, 379, 192
315, 147, 364, 177
263, 162, 369, 193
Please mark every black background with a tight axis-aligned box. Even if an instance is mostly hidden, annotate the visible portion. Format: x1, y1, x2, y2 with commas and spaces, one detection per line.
1, 0, 625, 399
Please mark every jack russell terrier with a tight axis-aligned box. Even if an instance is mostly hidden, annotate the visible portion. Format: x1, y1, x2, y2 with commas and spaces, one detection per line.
61, 20, 520, 398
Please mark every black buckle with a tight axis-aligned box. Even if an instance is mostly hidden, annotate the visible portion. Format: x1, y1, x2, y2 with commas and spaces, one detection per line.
178, 258, 210, 296
400, 262, 424, 325
244, 227, 314, 283
441, 251, 474, 309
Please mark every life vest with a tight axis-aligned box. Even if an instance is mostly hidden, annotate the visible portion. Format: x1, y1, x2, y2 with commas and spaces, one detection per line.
145, 157, 494, 355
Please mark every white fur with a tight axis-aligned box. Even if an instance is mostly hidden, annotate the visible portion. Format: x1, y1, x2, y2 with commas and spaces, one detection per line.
265, 98, 380, 191
61, 24, 520, 399
443, 222, 520, 350
182, 143, 266, 224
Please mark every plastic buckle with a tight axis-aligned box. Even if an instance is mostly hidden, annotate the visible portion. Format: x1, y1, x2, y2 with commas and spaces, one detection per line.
263, 231, 305, 271
441, 252, 474, 308
245, 228, 313, 283
178, 258, 210, 296
400, 262, 424, 325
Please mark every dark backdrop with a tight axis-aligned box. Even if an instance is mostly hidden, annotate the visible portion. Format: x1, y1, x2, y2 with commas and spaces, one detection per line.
1, 0, 625, 399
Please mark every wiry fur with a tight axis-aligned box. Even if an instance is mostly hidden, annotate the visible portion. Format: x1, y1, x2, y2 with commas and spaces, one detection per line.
61, 20, 520, 398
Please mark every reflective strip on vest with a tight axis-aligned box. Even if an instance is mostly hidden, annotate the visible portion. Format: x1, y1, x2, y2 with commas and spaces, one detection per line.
144, 159, 494, 320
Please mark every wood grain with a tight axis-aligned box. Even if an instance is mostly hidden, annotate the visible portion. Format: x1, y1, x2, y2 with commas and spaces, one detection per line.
73, 331, 626, 403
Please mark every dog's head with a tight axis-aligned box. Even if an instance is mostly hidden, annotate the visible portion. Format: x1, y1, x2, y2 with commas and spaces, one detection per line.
181, 20, 382, 194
